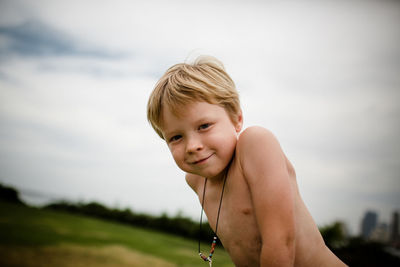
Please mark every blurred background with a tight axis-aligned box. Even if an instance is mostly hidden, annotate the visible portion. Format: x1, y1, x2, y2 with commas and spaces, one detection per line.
0, 0, 399, 266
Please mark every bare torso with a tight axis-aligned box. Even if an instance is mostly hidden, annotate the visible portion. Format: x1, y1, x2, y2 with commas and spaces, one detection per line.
187, 152, 346, 267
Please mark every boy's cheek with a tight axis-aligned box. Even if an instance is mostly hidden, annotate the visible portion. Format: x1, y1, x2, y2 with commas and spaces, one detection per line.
173, 158, 188, 173
170, 149, 183, 165
167, 143, 180, 157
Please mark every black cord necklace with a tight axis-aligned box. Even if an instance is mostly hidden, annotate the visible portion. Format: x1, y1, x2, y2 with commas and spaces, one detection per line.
198, 173, 228, 266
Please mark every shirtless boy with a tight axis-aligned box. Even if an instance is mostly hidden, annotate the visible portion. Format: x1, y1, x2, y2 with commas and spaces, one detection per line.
147, 56, 347, 266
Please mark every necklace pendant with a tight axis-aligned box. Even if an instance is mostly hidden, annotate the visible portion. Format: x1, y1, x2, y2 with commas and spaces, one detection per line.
199, 236, 218, 264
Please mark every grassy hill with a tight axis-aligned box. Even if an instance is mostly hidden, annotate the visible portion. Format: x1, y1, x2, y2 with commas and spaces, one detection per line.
0, 202, 234, 267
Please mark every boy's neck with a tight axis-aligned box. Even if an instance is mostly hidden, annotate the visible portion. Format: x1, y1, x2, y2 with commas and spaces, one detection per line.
206, 156, 234, 185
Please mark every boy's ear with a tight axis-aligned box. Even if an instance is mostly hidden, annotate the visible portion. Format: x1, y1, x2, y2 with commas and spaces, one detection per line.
235, 110, 243, 133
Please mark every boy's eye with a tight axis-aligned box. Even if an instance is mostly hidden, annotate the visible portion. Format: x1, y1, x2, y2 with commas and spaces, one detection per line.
169, 135, 182, 142
198, 123, 210, 130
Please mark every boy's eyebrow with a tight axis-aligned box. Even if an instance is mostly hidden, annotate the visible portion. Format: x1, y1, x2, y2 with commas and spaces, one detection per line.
191, 116, 216, 127
162, 130, 177, 138
161, 124, 183, 138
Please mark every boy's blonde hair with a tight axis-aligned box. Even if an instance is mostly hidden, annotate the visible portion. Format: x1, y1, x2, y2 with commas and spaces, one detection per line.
147, 56, 240, 139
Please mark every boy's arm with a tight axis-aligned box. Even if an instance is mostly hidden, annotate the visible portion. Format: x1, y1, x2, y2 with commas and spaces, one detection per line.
237, 126, 296, 267
185, 173, 203, 193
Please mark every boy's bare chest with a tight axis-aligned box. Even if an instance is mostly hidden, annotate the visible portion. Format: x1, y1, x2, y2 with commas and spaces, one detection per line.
200, 172, 262, 264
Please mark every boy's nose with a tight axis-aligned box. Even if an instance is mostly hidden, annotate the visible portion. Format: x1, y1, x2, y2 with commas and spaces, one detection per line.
185, 136, 203, 153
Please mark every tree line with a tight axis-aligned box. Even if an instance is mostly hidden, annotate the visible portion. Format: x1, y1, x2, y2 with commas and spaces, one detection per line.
0, 183, 213, 242
44, 200, 214, 242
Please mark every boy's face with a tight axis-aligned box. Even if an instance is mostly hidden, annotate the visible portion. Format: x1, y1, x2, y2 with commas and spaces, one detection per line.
161, 101, 242, 180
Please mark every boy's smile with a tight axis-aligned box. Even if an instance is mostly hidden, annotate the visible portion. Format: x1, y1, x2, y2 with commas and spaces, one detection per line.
161, 101, 242, 180
191, 153, 213, 165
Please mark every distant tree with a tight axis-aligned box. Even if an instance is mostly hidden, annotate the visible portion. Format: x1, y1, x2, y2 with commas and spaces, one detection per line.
0, 183, 25, 205
333, 237, 400, 266
320, 221, 347, 249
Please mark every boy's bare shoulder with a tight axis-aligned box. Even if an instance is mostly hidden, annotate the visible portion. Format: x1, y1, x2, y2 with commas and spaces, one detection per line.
236, 126, 286, 177
185, 173, 203, 192
237, 126, 278, 151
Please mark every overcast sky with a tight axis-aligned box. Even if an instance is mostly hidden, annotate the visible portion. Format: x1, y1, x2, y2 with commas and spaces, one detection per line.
0, 0, 399, 235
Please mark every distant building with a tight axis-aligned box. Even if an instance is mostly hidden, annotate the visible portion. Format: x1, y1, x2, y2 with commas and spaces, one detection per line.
390, 211, 399, 247
361, 211, 378, 239
369, 223, 389, 243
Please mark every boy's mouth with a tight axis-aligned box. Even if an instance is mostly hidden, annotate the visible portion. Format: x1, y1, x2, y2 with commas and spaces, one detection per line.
191, 154, 213, 165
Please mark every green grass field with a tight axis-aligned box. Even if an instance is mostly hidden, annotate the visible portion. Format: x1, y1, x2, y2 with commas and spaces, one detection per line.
0, 202, 234, 267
